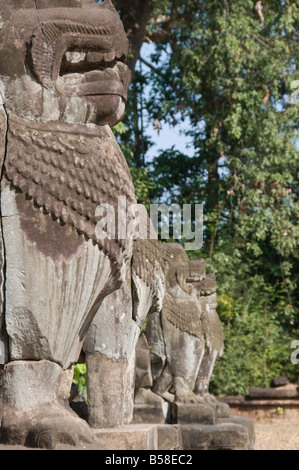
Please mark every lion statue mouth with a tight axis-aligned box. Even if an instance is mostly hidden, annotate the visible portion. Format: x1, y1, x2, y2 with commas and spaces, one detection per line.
57, 56, 129, 103
28, 9, 131, 103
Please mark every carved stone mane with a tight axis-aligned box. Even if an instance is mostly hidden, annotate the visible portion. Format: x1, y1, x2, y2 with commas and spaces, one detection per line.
0, 0, 139, 448
5, 115, 135, 264
159, 243, 203, 338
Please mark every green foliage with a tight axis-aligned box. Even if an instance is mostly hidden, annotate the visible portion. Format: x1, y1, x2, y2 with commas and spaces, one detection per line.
112, 71, 156, 207
210, 277, 298, 396
73, 364, 87, 400
120, 0, 299, 395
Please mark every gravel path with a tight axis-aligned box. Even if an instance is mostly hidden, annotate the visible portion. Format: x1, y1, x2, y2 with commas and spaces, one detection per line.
254, 423, 299, 450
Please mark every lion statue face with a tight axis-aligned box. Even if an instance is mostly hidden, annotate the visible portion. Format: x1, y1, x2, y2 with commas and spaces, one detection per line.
0, 0, 130, 126
191, 272, 218, 314
165, 259, 206, 299
159, 244, 205, 299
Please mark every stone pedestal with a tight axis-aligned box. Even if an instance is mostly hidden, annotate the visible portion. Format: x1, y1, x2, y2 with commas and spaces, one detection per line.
181, 422, 251, 450
94, 424, 158, 450
131, 403, 254, 450
157, 425, 182, 450
0, 360, 102, 449
218, 416, 255, 449
172, 402, 216, 425
133, 402, 169, 425
0, 366, 3, 425
86, 351, 136, 428
93, 420, 253, 451
94, 424, 184, 451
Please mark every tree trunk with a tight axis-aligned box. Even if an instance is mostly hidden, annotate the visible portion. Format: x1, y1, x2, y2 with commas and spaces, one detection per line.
113, 0, 156, 74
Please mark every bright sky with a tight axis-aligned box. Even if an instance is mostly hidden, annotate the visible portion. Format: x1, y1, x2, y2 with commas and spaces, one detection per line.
139, 43, 194, 162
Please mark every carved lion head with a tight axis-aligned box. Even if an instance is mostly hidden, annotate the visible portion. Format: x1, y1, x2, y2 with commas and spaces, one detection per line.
160, 243, 206, 298
0, 0, 130, 126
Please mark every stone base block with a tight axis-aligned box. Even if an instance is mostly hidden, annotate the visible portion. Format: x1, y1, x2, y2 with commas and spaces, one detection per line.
181, 423, 250, 450
0, 443, 105, 451
94, 424, 158, 450
217, 415, 255, 449
157, 425, 182, 450
0, 366, 3, 424
172, 402, 216, 425
133, 403, 169, 425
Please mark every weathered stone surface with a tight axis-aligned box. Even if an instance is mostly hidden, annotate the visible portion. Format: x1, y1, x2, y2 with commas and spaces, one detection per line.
94, 424, 158, 450
0, 443, 105, 450
0, 360, 102, 449
271, 376, 290, 388
0, 366, 3, 424
181, 423, 250, 450
157, 425, 182, 450
58, 367, 75, 405
84, 272, 137, 361
0, 0, 134, 363
0, 90, 7, 365
172, 402, 216, 425
2, 184, 117, 368
0, 0, 136, 448
217, 416, 255, 450
0, 2, 130, 126
69, 383, 79, 404
199, 393, 230, 418
221, 395, 299, 424
133, 404, 168, 425
0, 341, 4, 364
133, 332, 170, 424
84, 271, 138, 429
131, 236, 165, 328
135, 334, 153, 390
191, 274, 230, 419
84, 236, 165, 428
86, 351, 136, 428
3, 360, 61, 411
83, 234, 166, 431
217, 400, 231, 418
249, 386, 299, 399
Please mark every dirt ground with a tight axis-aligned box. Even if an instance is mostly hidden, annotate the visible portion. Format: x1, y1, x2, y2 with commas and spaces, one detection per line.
254, 423, 299, 450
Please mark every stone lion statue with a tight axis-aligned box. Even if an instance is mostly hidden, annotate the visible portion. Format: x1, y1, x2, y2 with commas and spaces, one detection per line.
83, 231, 165, 428
0, 0, 137, 449
144, 243, 230, 418
190, 271, 230, 417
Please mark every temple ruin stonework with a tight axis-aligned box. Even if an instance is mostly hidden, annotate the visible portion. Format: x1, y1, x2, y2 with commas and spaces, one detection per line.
0, 0, 255, 451
0, 0, 136, 449
134, 243, 255, 450
83, 234, 165, 429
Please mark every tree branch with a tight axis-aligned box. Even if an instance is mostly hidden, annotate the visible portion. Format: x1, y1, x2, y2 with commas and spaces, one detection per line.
139, 56, 165, 78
